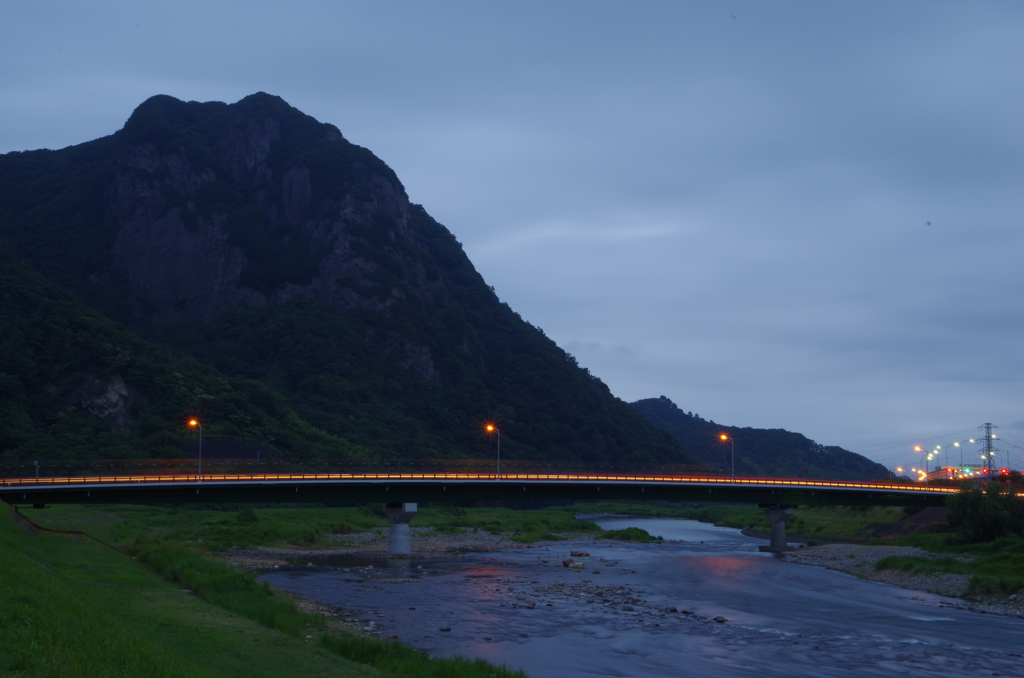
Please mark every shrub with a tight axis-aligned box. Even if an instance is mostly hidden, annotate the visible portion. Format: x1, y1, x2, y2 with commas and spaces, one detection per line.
510, 531, 564, 543
947, 482, 1024, 543
599, 527, 663, 543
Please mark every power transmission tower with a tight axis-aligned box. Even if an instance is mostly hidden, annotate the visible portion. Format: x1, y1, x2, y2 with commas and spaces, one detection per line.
979, 422, 998, 474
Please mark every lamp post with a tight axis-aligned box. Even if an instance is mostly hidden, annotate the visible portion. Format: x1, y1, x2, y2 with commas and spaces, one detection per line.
953, 439, 975, 477
913, 446, 928, 485
720, 433, 735, 483
486, 424, 500, 478
189, 419, 203, 481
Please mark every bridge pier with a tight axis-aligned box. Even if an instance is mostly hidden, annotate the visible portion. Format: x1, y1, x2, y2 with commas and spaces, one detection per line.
758, 504, 796, 552
383, 502, 417, 554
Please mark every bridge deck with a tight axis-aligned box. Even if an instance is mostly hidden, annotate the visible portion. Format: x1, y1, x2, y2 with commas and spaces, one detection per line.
1, 472, 956, 507
2, 472, 955, 492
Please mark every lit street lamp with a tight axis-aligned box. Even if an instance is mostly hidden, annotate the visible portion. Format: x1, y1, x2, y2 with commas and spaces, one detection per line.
952, 439, 975, 476
720, 433, 735, 483
486, 424, 501, 478
189, 419, 203, 481
913, 446, 927, 485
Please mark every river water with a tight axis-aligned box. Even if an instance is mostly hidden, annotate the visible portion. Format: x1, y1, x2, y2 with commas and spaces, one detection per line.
258, 518, 1024, 677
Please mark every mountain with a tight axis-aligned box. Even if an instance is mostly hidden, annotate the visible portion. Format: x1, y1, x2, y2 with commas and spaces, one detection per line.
631, 396, 888, 480
0, 93, 689, 466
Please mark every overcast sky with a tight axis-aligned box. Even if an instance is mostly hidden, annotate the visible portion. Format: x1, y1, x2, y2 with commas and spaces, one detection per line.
3, 1, 1023, 470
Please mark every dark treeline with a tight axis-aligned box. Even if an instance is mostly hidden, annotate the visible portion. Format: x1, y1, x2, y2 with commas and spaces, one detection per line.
631, 396, 889, 479
0, 251, 366, 465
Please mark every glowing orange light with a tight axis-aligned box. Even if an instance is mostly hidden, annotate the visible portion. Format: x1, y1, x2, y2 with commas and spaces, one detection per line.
720, 434, 728, 441
189, 419, 198, 427
485, 424, 495, 432
914, 446, 923, 452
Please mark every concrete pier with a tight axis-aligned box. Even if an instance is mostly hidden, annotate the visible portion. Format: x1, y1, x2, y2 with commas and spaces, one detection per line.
383, 502, 417, 554
758, 504, 795, 552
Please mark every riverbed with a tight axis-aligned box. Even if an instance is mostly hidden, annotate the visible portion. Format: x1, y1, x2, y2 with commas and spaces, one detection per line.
258, 518, 1024, 677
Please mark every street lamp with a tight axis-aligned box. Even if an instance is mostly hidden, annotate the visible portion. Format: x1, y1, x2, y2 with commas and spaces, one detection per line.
944, 443, 957, 472
952, 439, 975, 476
913, 445, 937, 486
189, 419, 203, 481
720, 433, 735, 483
485, 424, 500, 478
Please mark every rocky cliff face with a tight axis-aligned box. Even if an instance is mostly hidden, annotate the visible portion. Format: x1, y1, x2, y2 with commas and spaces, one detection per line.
62, 374, 145, 429
100, 94, 444, 380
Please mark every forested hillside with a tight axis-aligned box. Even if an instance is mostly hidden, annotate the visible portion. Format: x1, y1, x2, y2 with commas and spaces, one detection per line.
0, 93, 689, 466
0, 250, 367, 465
632, 396, 888, 479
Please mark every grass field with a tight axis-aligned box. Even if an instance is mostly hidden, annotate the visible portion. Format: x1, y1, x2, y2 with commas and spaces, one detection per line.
22, 502, 615, 550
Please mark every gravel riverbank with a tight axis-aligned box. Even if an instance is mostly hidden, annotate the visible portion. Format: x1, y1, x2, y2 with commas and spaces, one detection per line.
781, 543, 1024, 618
222, 527, 573, 570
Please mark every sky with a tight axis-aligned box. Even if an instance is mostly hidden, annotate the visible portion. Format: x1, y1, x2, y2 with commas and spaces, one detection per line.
2, 1, 1023, 470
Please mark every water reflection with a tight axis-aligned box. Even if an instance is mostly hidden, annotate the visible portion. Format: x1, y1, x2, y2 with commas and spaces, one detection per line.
684, 555, 762, 578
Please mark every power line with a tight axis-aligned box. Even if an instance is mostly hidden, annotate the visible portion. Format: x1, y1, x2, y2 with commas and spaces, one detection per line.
854, 427, 979, 456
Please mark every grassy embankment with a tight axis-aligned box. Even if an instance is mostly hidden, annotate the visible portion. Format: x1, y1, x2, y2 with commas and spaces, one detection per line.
2, 502, 529, 678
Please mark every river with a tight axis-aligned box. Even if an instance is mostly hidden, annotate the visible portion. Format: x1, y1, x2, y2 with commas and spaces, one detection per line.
258, 517, 1024, 677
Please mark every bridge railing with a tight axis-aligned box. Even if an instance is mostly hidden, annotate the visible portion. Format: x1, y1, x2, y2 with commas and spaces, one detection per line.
0, 459, 961, 494
0, 457, 722, 479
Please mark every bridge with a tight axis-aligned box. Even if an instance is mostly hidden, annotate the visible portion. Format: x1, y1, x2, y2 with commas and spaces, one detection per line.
2, 470, 955, 553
